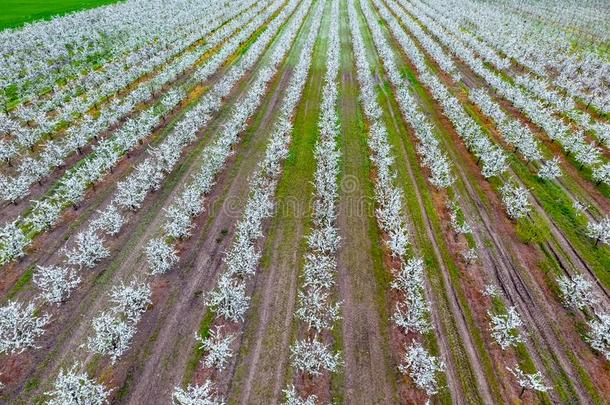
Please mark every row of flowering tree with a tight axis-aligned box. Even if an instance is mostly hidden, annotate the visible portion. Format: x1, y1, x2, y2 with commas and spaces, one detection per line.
283, 2, 343, 403
0, 0, 226, 111
406, 0, 610, 151
420, 0, 610, 119
369, 0, 557, 398
144, 0, 294, 275
39, 0, 312, 402
172, 1, 324, 403
399, 0, 610, 188
0, 0, 259, 178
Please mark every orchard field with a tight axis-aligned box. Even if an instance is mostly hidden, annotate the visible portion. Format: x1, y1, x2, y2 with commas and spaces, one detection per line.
0, 0, 609, 404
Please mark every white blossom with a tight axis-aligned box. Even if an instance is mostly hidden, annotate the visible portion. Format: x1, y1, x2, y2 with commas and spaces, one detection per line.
207, 274, 250, 323
65, 229, 109, 269
46, 365, 110, 405
507, 365, 551, 396
399, 342, 444, 397
172, 381, 224, 405
90, 205, 124, 236
196, 326, 235, 371
0, 219, 31, 264
538, 157, 562, 180
482, 284, 501, 298
500, 182, 531, 219
587, 313, 610, 360
108, 279, 151, 322
146, 238, 178, 274
557, 274, 598, 311
461, 248, 478, 264
586, 216, 610, 246
0, 300, 50, 354
282, 385, 317, 405
86, 311, 135, 363
290, 337, 342, 377
489, 306, 524, 350
33, 265, 81, 305
28, 199, 62, 232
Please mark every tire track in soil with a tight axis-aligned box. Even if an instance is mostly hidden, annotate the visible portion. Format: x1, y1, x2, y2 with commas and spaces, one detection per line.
332, 1, 398, 402
226, 4, 330, 404
2, 8, 298, 401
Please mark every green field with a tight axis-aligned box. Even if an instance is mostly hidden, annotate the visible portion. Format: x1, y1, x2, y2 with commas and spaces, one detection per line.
0, 0, 122, 30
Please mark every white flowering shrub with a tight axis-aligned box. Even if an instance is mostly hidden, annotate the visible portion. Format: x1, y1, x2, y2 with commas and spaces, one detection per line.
295, 287, 340, 332
461, 248, 478, 264
207, 274, 250, 323
28, 199, 62, 232
0, 300, 50, 354
196, 326, 235, 371
500, 182, 531, 219
46, 365, 110, 405
448, 201, 472, 235
283, 385, 317, 405
399, 342, 445, 396
91, 205, 124, 236
172, 381, 224, 405
290, 337, 342, 377
587, 313, 610, 360
65, 229, 109, 269
0, 219, 31, 264
586, 216, 610, 246
146, 238, 179, 274
489, 306, 524, 350
33, 265, 81, 305
109, 279, 152, 322
86, 311, 135, 363
507, 365, 551, 397
538, 157, 562, 180
482, 284, 500, 298
557, 274, 598, 311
